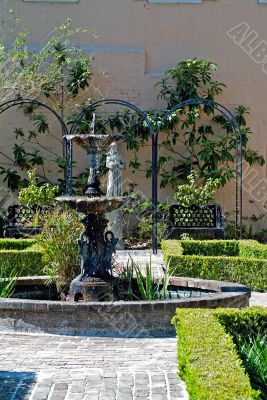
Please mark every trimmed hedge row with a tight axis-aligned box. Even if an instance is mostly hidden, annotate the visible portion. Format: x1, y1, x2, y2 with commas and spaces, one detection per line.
166, 239, 266, 258
179, 239, 240, 257
214, 306, 267, 341
0, 249, 44, 277
172, 308, 260, 400
239, 240, 267, 259
0, 239, 36, 250
162, 240, 267, 291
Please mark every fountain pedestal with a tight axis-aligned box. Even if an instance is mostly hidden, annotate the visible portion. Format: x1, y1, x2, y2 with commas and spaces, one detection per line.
56, 196, 124, 302
69, 212, 116, 302
59, 128, 124, 302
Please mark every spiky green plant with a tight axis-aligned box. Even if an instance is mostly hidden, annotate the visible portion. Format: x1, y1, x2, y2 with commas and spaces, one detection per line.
237, 334, 267, 399
131, 257, 173, 301
0, 266, 17, 298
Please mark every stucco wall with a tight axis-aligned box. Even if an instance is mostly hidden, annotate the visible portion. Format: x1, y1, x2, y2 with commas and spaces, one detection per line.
1, 0, 267, 230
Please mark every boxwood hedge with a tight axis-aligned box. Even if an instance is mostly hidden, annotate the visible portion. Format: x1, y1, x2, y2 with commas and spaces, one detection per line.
239, 240, 267, 259
0, 239, 43, 277
0, 249, 44, 277
214, 306, 267, 342
0, 239, 36, 250
178, 239, 240, 257
172, 308, 260, 400
162, 240, 267, 291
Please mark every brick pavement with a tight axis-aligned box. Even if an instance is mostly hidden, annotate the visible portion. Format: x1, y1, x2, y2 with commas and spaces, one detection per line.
0, 332, 188, 400
0, 249, 266, 400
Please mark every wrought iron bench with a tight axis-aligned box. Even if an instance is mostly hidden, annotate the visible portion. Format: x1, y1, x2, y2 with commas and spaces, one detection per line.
166, 204, 225, 239
4, 204, 42, 238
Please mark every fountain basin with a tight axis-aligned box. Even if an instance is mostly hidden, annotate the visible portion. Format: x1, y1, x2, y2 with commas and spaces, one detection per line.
0, 276, 251, 337
56, 196, 125, 214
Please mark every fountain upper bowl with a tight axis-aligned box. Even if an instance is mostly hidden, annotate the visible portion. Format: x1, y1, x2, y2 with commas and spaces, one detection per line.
56, 196, 125, 214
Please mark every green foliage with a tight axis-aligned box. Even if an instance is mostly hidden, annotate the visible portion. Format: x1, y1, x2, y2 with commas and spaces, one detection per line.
113, 259, 135, 300
239, 240, 267, 259
67, 57, 92, 96
0, 249, 43, 277
36, 207, 83, 289
180, 233, 193, 241
66, 58, 265, 192
214, 307, 267, 343
122, 191, 169, 246
0, 238, 36, 250
132, 259, 161, 300
18, 170, 59, 207
114, 257, 172, 301
236, 335, 267, 399
0, 17, 94, 191
173, 171, 220, 206
162, 240, 267, 290
0, 16, 93, 102
0, 266, 17, 298
214, 308, 267, 399
179, 239, 240, 256
172, 309, 259, 400
155, 59, 264, 188
157, 59, 223, 105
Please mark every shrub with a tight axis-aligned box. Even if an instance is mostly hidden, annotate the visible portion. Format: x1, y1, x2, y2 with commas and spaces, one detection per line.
166, 254, 266, 291
180, 239, 239, 256
214, 308, 267, 399
172, 309, 259, 400
0, 249, 43, 277
18, 170, 59, 207
173, 171, 220, 207
239, 240, 267, 259
36, 207, 83, 289
237, 335, 267, 399
0, 239, 36, 250
161, 240, 183, 257
162, 240, 267, 290
214, 307, 267, 342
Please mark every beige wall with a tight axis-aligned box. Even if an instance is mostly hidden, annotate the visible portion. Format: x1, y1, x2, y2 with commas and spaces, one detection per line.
1, 0, 267, 230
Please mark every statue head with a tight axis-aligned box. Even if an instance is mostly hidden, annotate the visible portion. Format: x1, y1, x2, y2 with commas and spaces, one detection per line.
109, 142, 118, 155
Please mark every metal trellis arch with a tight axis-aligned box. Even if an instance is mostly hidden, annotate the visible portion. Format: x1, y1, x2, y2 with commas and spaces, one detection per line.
0, 97, 243, 254
0, 97, 70, 188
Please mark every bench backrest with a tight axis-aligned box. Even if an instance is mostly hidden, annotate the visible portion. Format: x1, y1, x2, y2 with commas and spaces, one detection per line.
168, 204, 224, 229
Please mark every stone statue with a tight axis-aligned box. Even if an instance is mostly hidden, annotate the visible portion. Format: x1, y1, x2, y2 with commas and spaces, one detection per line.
106, 142, 124, 197
106, 142, 125, 249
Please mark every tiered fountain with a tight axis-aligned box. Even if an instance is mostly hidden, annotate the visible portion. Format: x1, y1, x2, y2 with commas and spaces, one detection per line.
56, 124, 124, 302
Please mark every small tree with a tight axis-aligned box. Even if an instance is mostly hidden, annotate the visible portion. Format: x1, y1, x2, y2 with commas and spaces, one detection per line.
0, 15, 95, 191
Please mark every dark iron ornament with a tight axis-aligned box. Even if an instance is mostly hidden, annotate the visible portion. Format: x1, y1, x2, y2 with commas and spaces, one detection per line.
166, 204, 225, 240
0, 97, 243, 254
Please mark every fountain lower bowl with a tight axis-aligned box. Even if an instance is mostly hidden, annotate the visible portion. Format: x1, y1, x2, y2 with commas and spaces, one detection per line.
56, 196, 125, 214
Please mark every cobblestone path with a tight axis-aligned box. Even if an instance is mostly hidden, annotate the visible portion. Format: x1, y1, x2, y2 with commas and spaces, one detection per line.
0, 332, 188, 400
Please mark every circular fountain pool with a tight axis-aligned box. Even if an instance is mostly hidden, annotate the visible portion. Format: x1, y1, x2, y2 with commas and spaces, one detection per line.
0, 276, 250, 337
